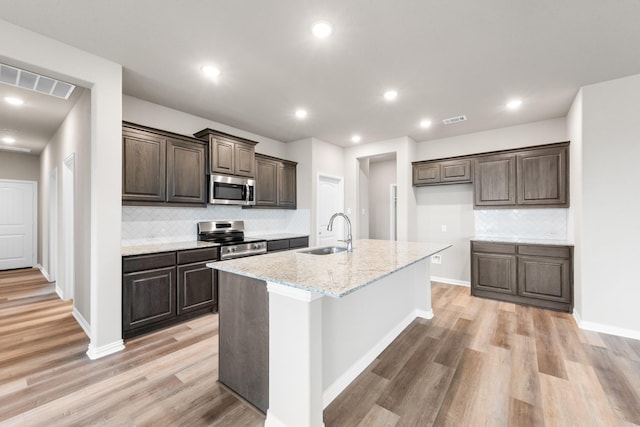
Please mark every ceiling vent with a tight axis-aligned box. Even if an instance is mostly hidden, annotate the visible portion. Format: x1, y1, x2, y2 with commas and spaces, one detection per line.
0, 63, 75, 100
442, 115, 467, 125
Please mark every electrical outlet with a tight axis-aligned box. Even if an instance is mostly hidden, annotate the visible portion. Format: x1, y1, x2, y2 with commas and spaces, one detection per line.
431, 254, 442, 264
441, 225, 447, 232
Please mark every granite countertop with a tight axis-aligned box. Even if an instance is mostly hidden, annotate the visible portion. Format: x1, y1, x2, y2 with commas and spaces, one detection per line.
471, 236, 574, 246
210, 239, 451, 298
122, 240, 219, 256
250, 233, 309, 241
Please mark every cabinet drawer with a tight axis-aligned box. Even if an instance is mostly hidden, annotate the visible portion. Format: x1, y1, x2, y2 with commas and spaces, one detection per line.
471, 241, 516, 255
267, 239, 289, 252
289, 237, 309, 249
517, 245, 571, 259
177, 247, 219, 264
123, 252, 176, 274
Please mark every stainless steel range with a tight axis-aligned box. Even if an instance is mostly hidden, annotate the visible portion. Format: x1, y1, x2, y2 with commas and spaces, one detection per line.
197, 220, 267, 260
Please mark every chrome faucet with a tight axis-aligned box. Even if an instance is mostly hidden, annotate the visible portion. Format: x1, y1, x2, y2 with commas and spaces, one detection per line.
327, 212, 353, 252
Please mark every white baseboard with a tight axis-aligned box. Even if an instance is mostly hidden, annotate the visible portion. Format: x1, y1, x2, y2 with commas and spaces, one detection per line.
86, 340, 125, 360
415, 308, 434, 319
72, 307, 91, 338
55, 285, 64, 299
36, 264, 52, 282
431, 276, 470, 287
322, 310, 419, 408
573, 309, 640, 341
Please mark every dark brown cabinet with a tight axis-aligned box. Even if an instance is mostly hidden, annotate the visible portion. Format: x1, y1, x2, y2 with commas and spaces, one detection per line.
413, 158, 472, 186
253, 154, 297, 209
471, 241, 573, 311
122, 122, 207, 206
194, 128, 257, 178
474, 154, 517, 206
516, 147, 568, 206
122, 247, 218, 339
266, 236, 309, 253
166, 138, 207, 204
473, 143, 569, 209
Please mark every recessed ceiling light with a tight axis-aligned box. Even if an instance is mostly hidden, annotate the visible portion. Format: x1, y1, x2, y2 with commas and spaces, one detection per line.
311, 21, 333, 38
420, 119, 432, 129
201, 65, 221, 79
351, 134, 361, 143
295, 109, 308, 119
4, 96, 24, 106
506, 99, 522, 110
2, 136, 16, 144
383, 90, 398, 101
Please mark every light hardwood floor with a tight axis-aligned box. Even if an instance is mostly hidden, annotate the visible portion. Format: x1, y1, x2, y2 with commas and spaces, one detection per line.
1, 268, 639, 426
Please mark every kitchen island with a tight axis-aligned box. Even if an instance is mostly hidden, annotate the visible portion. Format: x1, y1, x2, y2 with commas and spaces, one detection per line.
210, 239, 451, 427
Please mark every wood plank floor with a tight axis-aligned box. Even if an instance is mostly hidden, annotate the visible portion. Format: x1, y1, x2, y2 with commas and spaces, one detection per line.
1, 268, 639, 426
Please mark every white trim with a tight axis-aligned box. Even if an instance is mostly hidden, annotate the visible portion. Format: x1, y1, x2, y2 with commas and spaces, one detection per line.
49, 168, 58, 282
389, 184, 397, 241
55, 285, 63, 300
415, 308, 434, 319
322, 310, 421, 408
36, 263, 52, 282
431, 276, 471, 287
73, 307, 91, 338
86, 340, 125, 360
573, 309, 640, 341
265, 411, 324, 427
62, 153, 75, 301
266, 281, 324, 302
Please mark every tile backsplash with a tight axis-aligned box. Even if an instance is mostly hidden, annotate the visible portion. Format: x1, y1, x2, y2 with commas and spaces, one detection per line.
122, 205, 310, 246
474, 209, 568, 240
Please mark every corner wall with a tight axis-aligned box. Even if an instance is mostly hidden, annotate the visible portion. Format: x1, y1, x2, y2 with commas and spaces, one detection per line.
575, 74, 640, 339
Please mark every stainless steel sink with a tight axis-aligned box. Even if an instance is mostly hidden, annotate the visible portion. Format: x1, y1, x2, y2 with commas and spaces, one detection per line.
299, 246, 348, 255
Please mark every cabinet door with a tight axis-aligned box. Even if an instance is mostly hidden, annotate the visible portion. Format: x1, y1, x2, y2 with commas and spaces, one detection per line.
440, 159, 472, 183
166, 138, 206, 204
517, 147, 568, 207
472, 252, 517, 295
517, 256, 571, 303
235, 142, 255, 178
277, 162, 297, 208
210, 137, 235, 175
123, 266, 176, 331
474, 154, 516, 207
255, 157, 278, 206
122, 131, 166, 202
177, 261, 216, 315
413, 162, 440, 185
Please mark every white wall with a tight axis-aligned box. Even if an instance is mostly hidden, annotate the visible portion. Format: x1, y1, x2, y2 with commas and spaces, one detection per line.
123, 95, 287, 159
358, 158, 369, 239
567, 90, 583, 317
574, 74, 640, 338
0, 152, 40, 182
414, 118, 568, 283
40, 90, 92, 320
368, 159, 396, 240
1, 18, 123, 358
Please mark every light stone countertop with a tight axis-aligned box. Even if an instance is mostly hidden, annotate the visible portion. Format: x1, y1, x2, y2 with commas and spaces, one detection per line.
210, 239, 451, 298
471, 236, 574, 246
249, 233, 309, 241
122, 240, 219, 256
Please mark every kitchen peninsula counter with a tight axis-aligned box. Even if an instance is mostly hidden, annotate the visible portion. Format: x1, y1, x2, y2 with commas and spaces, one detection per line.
209, 239, 451, 427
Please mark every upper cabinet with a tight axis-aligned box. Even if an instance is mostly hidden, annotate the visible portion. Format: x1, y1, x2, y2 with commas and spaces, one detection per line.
413, 158, 472, 186
193, 129, 257, 178
473, 143, 568, 209
122, 122, 207, 206
253, 154, 297, 209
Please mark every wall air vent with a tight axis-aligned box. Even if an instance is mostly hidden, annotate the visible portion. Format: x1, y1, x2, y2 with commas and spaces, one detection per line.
442, 115, 467, 125
0, 63, 75, 100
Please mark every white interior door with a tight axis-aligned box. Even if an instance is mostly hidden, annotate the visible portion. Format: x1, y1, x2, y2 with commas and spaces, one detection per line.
317, 174, 344, 246
0, 180, 36, 270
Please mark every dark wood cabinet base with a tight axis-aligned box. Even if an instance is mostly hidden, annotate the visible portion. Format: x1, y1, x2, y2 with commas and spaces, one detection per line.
471, 288, 572, 312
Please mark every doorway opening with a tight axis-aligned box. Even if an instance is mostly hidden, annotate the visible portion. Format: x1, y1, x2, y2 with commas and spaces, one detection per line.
48, 168, 58, 285
357, 153, 397, 240
62, 153, 75, 301
316, 173, 344, 247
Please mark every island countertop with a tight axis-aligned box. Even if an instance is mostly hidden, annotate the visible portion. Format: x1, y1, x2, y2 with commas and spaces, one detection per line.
210, 239, 451, 298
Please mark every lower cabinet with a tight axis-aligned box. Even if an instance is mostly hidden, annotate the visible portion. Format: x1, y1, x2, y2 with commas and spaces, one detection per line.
471, 241, 573, 311
122, 247, 218, 339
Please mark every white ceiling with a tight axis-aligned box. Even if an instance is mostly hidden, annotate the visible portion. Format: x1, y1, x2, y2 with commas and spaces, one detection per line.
1, 0, 640, 148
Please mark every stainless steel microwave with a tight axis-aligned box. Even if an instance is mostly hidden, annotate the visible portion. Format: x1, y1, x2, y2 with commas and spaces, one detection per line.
209, 174, 256, 206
